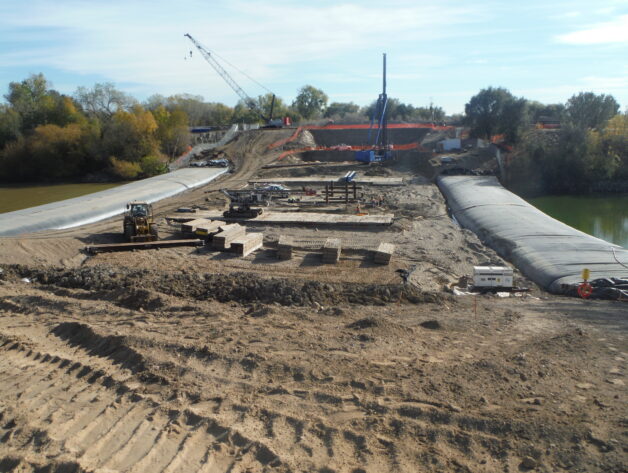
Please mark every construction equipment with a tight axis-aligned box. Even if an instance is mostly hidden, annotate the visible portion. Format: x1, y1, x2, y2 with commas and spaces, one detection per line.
355, 54, 394, 163
220, 189, 267, 219
184, 33, 287, 128
123, 202, 159, 242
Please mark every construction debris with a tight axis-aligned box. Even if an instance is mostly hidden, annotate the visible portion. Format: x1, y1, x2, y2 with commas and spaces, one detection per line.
322, 238, 342, 264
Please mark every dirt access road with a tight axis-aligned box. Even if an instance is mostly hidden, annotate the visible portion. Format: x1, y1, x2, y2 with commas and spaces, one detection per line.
0, 128, 626, 472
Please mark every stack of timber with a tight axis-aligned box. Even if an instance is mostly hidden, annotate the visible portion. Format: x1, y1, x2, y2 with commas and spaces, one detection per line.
322, 238, 342, 264
194, 220, 222, 239
373, 242, 395, 265
277, 235, 293, 260
231, 232, 264, 257
212, 224, 246, 250
85, 239, 204, 254
181, 218, 213, 235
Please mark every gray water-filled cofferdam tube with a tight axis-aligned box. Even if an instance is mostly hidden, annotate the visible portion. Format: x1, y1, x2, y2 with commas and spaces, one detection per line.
0, 167, 228, 237
437, 175, 628, 294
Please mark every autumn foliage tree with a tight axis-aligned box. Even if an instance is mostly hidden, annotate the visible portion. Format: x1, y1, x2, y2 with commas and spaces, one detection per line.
0, 74, 191, 182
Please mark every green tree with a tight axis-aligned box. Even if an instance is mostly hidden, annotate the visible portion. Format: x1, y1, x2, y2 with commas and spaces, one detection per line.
465, 87, 528, 143
165, 94, 207, 125
0, 105, 21, 149
203, 102, 234, 124
292, 85, 328, 119
499, 97, 528, 143
600, 113, 628, 178
324, 102, 359, 118
153, 106, 190, 159
74, 83, 136, 120
101, 106, 160, 162
363, 97, 400, 122
140, 155, 167, 177
464, 87, 513, 139
527, 101, 565, 123
5, 73, 50, 131
565, 92, 620, 130
5, 73, 82, 132
109, 156, 141, 180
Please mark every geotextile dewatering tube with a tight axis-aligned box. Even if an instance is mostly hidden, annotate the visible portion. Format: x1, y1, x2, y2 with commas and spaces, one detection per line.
437, 175, 628, 298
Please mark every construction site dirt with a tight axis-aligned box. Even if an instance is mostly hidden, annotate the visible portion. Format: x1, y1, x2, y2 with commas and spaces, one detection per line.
0, 128, 625, 473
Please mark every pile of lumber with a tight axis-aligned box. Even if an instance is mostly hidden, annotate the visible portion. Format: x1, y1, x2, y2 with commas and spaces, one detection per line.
231, 232, 264, 257
212, 223, 246, 250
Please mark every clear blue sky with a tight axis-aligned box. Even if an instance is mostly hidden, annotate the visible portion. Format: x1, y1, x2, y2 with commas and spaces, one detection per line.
1, 0, 626, 114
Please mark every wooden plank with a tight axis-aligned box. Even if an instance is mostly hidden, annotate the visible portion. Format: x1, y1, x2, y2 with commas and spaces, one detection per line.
194, 220, 222, 238
181, 218, 213, 234
212, 224, 246, 250
85, 239, 204, 254
231, 232, 264, 257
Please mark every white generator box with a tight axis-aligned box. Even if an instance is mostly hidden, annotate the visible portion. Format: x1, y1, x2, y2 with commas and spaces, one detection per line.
473, 266, 513, 288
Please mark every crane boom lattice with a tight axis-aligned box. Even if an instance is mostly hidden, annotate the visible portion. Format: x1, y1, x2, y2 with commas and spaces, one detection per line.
184, 33, 276, 123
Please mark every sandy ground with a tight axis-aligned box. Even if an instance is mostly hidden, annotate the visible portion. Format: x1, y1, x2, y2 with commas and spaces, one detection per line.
0, 128, 626, 472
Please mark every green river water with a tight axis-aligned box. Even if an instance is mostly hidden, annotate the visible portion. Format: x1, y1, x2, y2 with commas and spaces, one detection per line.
0, 182, 125, 214
528, 194, 628, 249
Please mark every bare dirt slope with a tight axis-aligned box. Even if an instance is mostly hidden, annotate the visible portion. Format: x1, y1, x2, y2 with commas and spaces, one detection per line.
0, 128, 626, 473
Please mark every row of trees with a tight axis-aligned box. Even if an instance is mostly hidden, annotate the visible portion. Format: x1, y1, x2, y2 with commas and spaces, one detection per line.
464, 87, 621, 143
0, 75, 189, 182
143, 86, 446, 125
0, 75, 449, 183
463, 87, 627, 193
1, 73, 624, 190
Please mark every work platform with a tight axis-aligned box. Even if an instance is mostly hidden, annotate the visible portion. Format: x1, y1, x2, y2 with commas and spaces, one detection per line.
249, 176, 404, 187
167, 211, 394, 227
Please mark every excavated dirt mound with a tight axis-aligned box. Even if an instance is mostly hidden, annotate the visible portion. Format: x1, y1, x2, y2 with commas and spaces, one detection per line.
6, 264, 444, 307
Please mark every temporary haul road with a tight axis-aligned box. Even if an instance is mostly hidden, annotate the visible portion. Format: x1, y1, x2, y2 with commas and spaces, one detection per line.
0, 167, 227, 237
